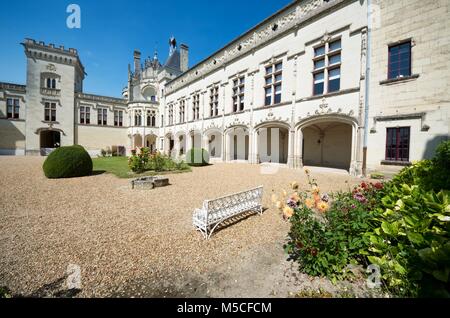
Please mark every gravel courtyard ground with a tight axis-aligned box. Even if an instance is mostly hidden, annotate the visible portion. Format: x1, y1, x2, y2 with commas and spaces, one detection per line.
0, 156, 371, 297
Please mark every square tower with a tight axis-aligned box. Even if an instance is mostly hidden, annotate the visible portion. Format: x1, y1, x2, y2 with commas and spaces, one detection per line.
22, 39, 85, 155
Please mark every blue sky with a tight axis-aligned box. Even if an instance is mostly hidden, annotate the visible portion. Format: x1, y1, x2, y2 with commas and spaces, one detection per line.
0, 0, 292, 98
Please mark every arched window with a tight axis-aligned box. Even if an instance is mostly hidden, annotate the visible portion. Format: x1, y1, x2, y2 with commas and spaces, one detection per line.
46, 78, 51, 88
51, 79, 56, 89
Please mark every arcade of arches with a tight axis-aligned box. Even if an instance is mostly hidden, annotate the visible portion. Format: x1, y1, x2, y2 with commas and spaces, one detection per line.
128, 119, 361, 174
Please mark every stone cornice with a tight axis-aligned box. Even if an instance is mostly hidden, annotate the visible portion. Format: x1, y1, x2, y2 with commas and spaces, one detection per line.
22, 38, 86, 77
76, 92, 127, 105
165, 0, 348, 95
0, 82, 26, 93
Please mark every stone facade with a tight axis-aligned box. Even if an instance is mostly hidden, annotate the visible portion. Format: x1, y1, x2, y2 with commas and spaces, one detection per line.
366, 0, 450, 170
0, 0, 448, 175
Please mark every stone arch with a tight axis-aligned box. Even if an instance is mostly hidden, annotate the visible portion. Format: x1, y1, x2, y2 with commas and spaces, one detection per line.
295, 114, 358, 171
144, 133, 158, 153
224, 125, 249, 161
204, 127, 223, 159
254, 121, 290, 164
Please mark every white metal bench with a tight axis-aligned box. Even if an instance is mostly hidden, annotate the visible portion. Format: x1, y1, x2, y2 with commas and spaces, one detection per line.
193, 186, 264, 239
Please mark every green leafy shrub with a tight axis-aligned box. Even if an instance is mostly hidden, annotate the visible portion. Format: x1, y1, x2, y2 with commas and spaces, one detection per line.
128, 148, 149, 173
186, 148, 209, 166
149, 152, 166, 172
128, 149, 191, 173
43, 145, 93, 179
363, 140, 450, 297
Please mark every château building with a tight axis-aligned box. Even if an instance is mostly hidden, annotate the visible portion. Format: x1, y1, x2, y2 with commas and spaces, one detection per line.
0, 0, 449, 176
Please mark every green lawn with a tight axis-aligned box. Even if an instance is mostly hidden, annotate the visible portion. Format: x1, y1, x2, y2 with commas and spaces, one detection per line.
92, 156, 191, 178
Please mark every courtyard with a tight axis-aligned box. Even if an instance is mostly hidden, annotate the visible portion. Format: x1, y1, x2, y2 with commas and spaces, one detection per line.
0, 156, 365, 297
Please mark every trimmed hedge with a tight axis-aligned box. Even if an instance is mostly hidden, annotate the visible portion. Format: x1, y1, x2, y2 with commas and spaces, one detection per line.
43, 145, 93, 179
186, 148, 209, 166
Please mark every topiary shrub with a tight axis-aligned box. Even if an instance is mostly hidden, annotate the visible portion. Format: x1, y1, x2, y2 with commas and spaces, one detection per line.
186, 148, 209, 166
43, 145, 93, 179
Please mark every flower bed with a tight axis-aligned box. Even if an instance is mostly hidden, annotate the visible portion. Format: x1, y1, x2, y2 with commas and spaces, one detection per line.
277, 141, 450, 298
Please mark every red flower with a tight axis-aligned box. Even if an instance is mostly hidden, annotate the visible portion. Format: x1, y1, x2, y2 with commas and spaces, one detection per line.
311, 248, 318, 256
296, 242, 304, 249
361, 182, 368, 189
374, 182, 383, 190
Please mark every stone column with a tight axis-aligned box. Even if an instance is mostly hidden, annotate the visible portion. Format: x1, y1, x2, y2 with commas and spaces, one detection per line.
294, 128, 303, 168
251, 129, 259, 164
202, 134, 209, 152
186, 132, 192, 153
224, 132, 231, 162
349, 123, 358, 176
287, 128, 295, 168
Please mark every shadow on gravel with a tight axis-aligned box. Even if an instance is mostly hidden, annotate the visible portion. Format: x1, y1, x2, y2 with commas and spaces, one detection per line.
2, 277, 82, 298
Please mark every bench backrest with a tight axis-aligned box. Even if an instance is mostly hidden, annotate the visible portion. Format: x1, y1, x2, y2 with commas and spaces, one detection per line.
203, 186, 263, 217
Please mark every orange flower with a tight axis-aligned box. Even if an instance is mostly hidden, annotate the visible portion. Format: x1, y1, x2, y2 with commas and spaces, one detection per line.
313, 193, 321, 205
317, 201, 329, 213
304, 198, 314, 209
283, 206, 294, 219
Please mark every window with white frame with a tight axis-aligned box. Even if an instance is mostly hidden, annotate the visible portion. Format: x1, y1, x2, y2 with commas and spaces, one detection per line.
80, 106, 90, 124
45, 78, 56, 89
209, 86, 219, 117
179, 99, 185, 123
6, 98, 20, 119
114, 110, 123, 126
147, 110, 156, 127
168, 104, 174, 125
232, 76, 245, 112
264, 61, 282, 106
134, 110, 142, 126
192, 94, 200, 120
97, 108, 107, 125
313, 38, 341, 95
44, 102, 57, 122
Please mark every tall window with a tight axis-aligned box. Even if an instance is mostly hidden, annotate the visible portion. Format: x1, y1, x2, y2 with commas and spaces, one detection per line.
264, 62, 282, 106
114, 110, 123, 127
46, 78, 56, 89
192, 94, 200, 120
80, 106, 90, 124
388, 41, 411, 79
6, 98, 20, 119
313, 39, 341, 95
179, 100, 185, 123
135, 110, 142, 126
98, 108, 107, 126
386, 127, 410, 162
147, 110, 156, 127
44, 102, 56, 122
209, 86, 219, 117
232, 76, 245, 112
168, 105, 174, 125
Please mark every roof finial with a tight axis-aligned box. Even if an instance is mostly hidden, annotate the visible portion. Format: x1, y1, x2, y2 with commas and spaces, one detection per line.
169, 36, 177, 56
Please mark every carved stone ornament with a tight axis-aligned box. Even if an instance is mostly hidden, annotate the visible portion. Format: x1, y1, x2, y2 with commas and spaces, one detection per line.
47, 64, 57, 72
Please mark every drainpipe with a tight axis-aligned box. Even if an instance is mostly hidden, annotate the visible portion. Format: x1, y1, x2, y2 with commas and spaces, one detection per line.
362, 0, 372, 177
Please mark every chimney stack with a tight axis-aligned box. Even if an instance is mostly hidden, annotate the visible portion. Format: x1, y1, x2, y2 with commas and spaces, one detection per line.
180, 44, 189, 72
133, 50, 141, 75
